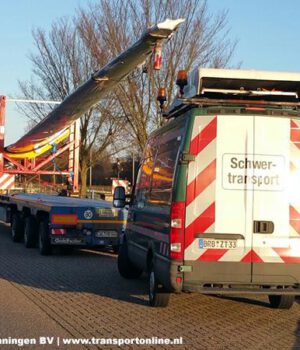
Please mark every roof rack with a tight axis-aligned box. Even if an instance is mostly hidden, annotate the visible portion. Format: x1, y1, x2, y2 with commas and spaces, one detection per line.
167, 68, 300, 115
185, 68, 300, 99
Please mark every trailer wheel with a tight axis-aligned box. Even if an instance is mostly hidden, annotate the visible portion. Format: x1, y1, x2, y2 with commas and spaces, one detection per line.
38, 220, 52, 255
117, 241, 142, 279
268, 295, 295, 309
24, 216, 38, 248
11, 213, 23, 242
148, 264, 170, 307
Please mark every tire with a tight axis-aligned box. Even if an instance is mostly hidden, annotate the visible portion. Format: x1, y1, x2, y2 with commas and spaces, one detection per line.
268, 295, 295, 309
11, 213, 23, 242
24, 216, 38, 248
38, 220, 52, 256
149, 264, 170, 307
117, 241, 143, 279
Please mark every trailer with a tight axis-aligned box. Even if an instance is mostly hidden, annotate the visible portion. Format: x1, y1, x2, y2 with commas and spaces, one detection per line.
0, 193, 126, 255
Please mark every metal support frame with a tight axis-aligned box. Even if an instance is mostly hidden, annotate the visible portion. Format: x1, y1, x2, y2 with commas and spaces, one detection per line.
68, 120, 80, 192
0, 95, 80, 192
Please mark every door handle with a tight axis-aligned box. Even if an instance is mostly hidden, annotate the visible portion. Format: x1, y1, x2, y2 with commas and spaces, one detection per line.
253, 221, 274, 234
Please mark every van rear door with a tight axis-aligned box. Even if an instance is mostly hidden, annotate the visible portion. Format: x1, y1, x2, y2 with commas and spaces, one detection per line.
184, 114, 254, 283
183, 112, 300, 288
252, 116, 300, 285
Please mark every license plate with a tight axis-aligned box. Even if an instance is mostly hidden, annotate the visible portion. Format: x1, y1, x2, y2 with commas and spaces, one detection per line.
198, 238, 237, 249
96, 208, 118, 217
95, 230, 118, 238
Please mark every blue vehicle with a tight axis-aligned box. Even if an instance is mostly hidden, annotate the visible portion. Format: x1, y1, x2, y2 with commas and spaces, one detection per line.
0, 193, 126, 255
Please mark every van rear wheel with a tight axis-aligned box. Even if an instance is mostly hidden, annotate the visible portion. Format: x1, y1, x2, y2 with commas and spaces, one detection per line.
268, 295, 295, 309
117, 241, 142, 279
149, 266, 170, 307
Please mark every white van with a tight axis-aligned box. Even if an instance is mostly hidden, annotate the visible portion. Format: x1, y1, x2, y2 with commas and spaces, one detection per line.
116, 68, 300, 308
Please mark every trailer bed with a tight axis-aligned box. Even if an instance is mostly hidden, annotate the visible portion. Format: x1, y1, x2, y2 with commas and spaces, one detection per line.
0, 193, 127, 254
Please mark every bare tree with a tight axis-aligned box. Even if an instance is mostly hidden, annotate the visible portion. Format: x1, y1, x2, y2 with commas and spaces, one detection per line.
17, 18, 125, 196
78, 0, 237, 150
17, 0, 237, 195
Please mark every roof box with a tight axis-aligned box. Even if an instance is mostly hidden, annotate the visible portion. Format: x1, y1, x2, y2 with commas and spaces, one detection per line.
184, 68, 300, 99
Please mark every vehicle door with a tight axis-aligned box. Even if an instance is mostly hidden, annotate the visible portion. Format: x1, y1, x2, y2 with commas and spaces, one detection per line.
252, 116, 300, 284
184, 114, 253, 283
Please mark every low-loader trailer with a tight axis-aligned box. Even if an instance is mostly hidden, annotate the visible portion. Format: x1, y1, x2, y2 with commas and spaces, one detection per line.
0, 193, 125, 254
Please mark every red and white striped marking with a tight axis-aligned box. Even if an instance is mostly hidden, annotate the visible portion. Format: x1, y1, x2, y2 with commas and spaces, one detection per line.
184, 116, 217, 261
185, 116, 300, 264
0, 173, 14, 190
289, 119, 300, 237
51, 228, 66, 235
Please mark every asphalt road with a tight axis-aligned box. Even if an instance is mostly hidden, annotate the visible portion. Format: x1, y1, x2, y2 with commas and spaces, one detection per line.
0, 222, 300, 350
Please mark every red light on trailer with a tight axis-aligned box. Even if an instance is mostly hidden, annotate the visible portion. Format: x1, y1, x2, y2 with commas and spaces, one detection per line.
51, 214, 78, 225
153, 43, 162, 70
51, 228, 66, 235
170, 201, 185, 260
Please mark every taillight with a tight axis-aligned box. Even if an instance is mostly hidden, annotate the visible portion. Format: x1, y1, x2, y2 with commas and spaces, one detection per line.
170, 201, 185, 260
51, 228, 66, 235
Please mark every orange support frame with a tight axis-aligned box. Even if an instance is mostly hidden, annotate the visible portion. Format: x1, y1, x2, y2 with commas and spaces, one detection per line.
0, 95, 80, 193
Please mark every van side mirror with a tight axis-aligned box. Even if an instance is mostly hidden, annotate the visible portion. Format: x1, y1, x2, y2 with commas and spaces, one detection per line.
113, 186, 126, 208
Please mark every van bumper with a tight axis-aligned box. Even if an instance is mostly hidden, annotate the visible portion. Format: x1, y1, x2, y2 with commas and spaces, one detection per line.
183, 283, 300, 295
182, 261, 300, 295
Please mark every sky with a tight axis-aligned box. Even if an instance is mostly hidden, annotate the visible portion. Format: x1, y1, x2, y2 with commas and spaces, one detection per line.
0, 0, 299, 145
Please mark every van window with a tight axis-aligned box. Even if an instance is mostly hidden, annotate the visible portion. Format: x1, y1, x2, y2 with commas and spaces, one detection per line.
134, 142, 156, 207
150, 138, 181, 206
134, 117, 186, 208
